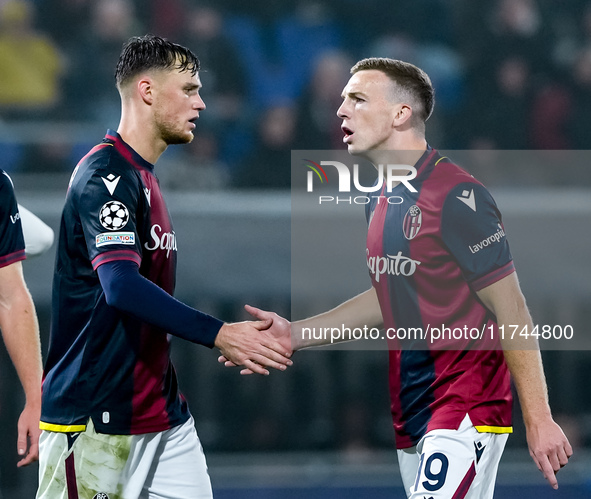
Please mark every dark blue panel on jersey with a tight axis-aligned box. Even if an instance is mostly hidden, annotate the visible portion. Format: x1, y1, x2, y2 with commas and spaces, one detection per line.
440, 182, 513, 284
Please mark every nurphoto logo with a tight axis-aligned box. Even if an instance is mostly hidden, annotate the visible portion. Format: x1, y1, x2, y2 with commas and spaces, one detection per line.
304, 159, 418, 193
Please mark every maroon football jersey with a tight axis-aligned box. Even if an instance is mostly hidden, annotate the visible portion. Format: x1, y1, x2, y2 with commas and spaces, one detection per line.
366, 148, 514, 449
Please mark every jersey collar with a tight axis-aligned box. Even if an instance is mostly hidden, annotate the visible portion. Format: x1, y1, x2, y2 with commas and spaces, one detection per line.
413, 145, 441, 181
104, 130, 155, 172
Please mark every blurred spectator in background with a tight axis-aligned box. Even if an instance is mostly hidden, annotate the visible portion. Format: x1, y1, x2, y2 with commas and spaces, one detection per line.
530, 83, 572, 150
460, 0, 551, 77
158, 130, 230, 191
2, 0, 591, 162
3, 0, 586, 172
37, 0, 92, 119
179, 3, 249, 166
224, 0, 342, 107
457, 0, 552, 148
216, 0, 294, 19
487, 0, 550, 68
367, 32, 465, 146
181, 4, 246, 126
565, 47, 591, 149
464, 55, 533, 149
18, 135, 72, 173
294, 50, 352, 150
66, 0, 141, 122
0, 0, 63, 119
145, 0, 185, 39
37, 0, 91, 49
233, 104, 295, 189
332, 0, 453, 56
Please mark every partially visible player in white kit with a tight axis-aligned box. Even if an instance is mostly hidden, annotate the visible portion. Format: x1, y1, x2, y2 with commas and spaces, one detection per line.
37, 35, 292, 499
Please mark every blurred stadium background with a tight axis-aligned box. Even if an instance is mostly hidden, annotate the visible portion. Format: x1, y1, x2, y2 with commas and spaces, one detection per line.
0, 0, 590, 497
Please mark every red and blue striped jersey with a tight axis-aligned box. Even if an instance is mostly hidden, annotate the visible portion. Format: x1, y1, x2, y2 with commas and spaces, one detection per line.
366, 148, 514, 449
0, 170, 26, 268
41, 131, 189, 435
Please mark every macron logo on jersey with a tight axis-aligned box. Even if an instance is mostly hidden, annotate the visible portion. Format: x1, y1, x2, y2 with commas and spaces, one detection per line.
144, 188, 151, 206
457, 189, 476, 211
101, 174, 121, 195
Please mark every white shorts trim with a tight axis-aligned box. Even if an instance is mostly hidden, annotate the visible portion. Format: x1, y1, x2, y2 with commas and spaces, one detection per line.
397, 414, 508, 499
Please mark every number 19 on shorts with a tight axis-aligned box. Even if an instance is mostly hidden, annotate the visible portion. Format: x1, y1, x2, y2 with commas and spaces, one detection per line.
414, 452, 449, 493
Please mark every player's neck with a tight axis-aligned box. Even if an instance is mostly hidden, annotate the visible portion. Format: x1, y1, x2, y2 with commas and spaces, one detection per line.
117, 112, 167, 165
365, 135, 427, 169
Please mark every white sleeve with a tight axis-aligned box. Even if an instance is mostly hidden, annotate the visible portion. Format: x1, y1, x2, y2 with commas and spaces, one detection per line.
18, 204, 54, 257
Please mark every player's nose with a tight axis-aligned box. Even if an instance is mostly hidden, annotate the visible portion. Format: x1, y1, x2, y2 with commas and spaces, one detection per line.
337, 100, 349, 119
193, 94, 206, 111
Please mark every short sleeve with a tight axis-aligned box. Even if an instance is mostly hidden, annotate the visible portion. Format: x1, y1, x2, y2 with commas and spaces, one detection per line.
0, 171, 26, 268
441, 182, 515, 291
77, 169, 144, 270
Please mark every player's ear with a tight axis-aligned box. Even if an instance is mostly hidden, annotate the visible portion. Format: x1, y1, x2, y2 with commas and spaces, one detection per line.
392, 103, 413, 128
137, 77, 154, 105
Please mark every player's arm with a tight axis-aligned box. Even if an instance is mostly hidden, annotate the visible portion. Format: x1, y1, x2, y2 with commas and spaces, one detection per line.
243, 287, 383, 351
476, 272, 572, 489
220, 288, 383, 373
293, 287, 383, 349
97, 260, 292, 375
0, 261, 42, 467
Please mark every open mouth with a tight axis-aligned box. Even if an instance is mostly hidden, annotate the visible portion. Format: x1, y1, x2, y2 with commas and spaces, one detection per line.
342, 126, 354, 141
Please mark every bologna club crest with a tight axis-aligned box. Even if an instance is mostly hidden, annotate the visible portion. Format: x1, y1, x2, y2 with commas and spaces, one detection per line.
403, 205, 422, 240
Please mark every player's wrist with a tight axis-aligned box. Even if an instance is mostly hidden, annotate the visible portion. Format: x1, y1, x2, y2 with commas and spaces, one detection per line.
213, 323, 233, 348
522, 406, 554, 428
22, 398, 41, 414
289, 322, 302, 350
21, 382, 41, 405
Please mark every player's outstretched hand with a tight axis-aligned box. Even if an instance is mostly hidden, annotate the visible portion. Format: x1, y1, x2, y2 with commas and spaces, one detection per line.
526, 417, 572, 489
16, 401, 41, 467
214, 317, 292, 376
218, 305, 293, 375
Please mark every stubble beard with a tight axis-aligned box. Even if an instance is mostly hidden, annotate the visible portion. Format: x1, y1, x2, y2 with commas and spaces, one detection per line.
155, 111, 194, 146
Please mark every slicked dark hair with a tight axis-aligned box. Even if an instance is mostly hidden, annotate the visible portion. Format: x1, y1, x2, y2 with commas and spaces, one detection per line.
351, 57, 435, 127
115, 34, 200, 89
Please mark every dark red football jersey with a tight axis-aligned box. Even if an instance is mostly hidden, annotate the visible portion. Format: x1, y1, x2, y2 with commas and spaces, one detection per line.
366, 148, 514, 449
42, 131, 189, 435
